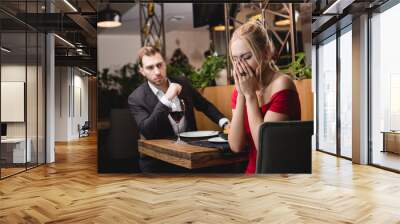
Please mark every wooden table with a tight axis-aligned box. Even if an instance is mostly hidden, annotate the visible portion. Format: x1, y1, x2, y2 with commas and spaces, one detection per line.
381, 131, 400, 154
138, 139, 248, 169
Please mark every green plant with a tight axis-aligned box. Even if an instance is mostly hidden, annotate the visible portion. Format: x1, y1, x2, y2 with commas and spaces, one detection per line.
279, 52, 311, 80
98, 63, 145, 118
98, 62, 144, 99
167, 48, 194, 77
167, 63, 194, 78
189, 55, 226, 88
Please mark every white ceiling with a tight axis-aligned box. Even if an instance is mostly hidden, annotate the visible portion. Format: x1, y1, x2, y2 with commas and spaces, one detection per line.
98, 3, 207, 35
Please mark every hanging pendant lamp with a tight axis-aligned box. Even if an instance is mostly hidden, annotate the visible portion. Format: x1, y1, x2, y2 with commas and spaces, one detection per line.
97, 4, 122, 28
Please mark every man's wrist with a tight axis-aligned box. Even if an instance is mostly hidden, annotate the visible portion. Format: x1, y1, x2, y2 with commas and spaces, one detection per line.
160, 96, 173, 108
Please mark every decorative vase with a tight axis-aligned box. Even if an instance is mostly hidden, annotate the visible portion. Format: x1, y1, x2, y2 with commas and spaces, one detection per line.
215, 68, 228, 86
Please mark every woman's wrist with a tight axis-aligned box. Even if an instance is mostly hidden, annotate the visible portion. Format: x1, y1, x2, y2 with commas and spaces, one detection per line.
237, 92, 245, 99
244, 92, 257, 100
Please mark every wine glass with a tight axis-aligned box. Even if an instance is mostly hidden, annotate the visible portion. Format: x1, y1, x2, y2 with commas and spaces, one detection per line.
169, 99, 185, 144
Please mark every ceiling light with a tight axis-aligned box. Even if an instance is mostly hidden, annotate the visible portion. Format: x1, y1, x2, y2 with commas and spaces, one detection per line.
54, 34, 75, 48
249, 13, 262, 22
213, 25, 234, 32
273, 10, 299, 27
97, 4, 122, 28
78, 67, 93, 76
75, 42, 86, 48
63, 0, 78, 12
76, 49, 87, 56
1, 47, 11, 53
274, 18, 290, 27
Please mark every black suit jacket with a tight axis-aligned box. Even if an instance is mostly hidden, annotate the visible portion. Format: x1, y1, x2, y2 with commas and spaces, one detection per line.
128, 76, 225, 139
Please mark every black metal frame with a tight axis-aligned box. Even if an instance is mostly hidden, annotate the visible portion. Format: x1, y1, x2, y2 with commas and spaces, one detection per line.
0, 14, 2, 179
315, 44, 319, 151
367, 11, 373, 166
139, 2, 166, 56
315, 22, 353, 162
25, 1, 28, 171
0, 0, 47, 180
336, 23, 341, 159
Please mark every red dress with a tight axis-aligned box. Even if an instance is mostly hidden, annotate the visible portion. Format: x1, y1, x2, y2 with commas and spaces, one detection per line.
231, 88, 301, 174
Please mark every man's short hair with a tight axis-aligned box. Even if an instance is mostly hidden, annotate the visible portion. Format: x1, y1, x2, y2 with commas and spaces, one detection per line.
137, 46, 163, 67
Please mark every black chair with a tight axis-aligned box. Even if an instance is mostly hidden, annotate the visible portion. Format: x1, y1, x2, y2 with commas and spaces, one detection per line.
108, 109, 140, 172
256, 121, 314, 174
78, 121, 90, 138
82, 121, 90, 131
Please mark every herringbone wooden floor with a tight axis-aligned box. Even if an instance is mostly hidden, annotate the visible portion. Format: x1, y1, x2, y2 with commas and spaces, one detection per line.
1, 135, 400, 223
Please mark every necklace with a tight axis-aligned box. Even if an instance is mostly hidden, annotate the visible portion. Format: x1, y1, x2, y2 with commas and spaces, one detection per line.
256, 71, 277, 98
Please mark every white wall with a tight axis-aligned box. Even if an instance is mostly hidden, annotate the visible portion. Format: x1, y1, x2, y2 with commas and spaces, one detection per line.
98, 34, 142, 71
72, 74, 89, 138
76, 75, 89, 123
1, 65, 33, 138
98, 29, 210, 71
1, 65, 26, 81
55, 67, 89, 141
1, 64, 46, 164
55, 67, 69, 141
165, 30, 210, 69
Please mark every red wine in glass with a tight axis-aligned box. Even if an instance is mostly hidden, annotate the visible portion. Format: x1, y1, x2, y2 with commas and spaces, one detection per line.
171, 99, 185, 144
169, 111, 184, 123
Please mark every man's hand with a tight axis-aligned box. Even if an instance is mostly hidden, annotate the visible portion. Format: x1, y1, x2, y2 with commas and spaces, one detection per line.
164, 83, 182, 100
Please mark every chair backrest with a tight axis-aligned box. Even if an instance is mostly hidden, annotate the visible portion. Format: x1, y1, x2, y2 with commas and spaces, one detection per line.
109, 109, 140, 172
81, 121, 90, 130
256, 121, 313, 174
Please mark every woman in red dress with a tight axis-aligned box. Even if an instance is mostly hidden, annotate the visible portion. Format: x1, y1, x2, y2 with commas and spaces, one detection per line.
228, 21, 301, 174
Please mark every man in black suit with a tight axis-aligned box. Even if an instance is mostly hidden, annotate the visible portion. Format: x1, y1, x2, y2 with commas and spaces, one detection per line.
128, 46, 230, 172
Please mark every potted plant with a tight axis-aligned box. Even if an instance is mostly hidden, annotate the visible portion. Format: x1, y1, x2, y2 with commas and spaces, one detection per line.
98, 63, 144, 120
278, 52, 311, 80
189, 55, 226, 88
278, 52, 313, 121
167, 48, 195, 77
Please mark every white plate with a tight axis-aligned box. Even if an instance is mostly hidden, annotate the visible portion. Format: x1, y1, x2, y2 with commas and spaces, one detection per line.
179, 131, 219, 138
208, 137, 228, 143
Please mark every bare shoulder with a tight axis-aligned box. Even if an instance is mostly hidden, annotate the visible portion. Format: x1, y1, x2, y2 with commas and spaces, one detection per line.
270, 73, 297, 93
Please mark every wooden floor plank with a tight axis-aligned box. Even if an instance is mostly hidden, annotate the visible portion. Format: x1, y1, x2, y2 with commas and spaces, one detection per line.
0, 135, 400, 223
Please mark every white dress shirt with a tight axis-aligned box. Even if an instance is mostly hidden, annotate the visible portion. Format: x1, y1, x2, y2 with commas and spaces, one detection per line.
148, 80, 229, 134
148, 80, 186, 134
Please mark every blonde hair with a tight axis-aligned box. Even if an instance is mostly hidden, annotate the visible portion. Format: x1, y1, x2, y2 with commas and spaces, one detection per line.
230, 21, 276, 85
